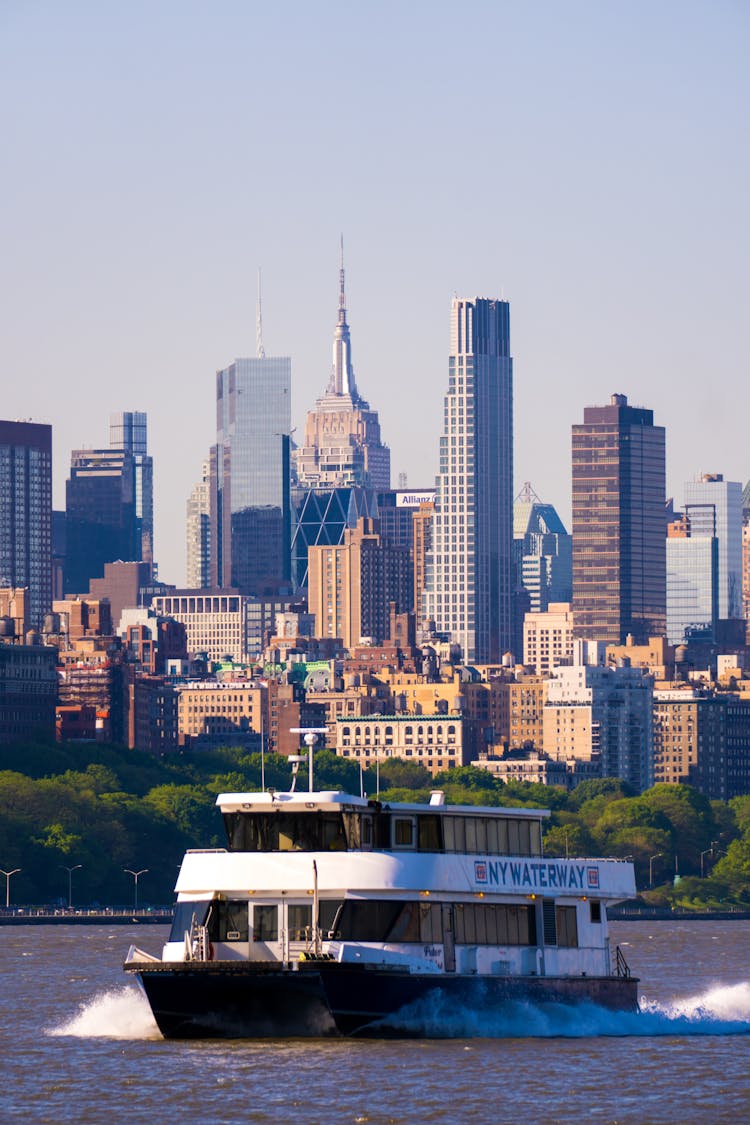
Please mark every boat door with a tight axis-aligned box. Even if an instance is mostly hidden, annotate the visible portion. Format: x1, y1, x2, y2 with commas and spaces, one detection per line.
442, 904, 456, 972
248, 901, 283, 962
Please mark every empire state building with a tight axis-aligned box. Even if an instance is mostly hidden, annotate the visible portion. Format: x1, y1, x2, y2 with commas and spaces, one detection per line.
293, 247, 390, 491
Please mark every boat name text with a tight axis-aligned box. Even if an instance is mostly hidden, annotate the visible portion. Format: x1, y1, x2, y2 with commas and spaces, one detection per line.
473, 860, 599, 891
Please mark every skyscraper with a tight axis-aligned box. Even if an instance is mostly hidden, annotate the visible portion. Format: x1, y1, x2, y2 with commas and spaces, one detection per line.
572, 393, 666, 644
211, 355, 292, 595
65, 446, 138, 594
683, 473, 743, 621
110, 411, 154, 569
425, 297, 514, 663
293, 246, 390, 491
0, 419, 52, 628
513, 482, 572, 613
186, 458, 211, 588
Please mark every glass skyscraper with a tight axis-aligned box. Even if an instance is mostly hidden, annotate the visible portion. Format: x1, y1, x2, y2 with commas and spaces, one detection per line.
572, 394, 666, 644
65, 446, 138, 594
683, 473, 743, 621
211, 357, 292, 595
110, 411, 154, 569
0, 419, 52, 628
666, 536, 718, 644
425, 297, 514, 663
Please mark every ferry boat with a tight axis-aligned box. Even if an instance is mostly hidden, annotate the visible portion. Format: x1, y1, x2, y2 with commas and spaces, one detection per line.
125, 773, 638, 1038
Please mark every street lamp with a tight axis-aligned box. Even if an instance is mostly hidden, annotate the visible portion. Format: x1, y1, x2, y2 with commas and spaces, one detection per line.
0, 867, 21, 909
700, 848, 713, 878
60, 864, 82, 909
124, 868, 149, 910
649, 853, 662, 888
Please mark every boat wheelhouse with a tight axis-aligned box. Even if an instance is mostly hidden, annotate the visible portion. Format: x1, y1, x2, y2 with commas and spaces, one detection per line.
125, 788, 638, 1038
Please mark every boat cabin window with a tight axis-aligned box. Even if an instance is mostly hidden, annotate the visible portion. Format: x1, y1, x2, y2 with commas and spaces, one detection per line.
223, 811, 349, 853
288, 904, 312, 941
206, 899, 249, 943
392, 816, 416, 849
418, 815, 441, 851
454, 902, 536, 946
556, 905, 578, 947
323, 899, 536, 946
253, 904, 278, 942
590, 900, 602, 924
441, 815, 541, 857
334, 900, 422, 943
169, 900, 209, 943
360, 814, 373, 849
222, 808, 542, 856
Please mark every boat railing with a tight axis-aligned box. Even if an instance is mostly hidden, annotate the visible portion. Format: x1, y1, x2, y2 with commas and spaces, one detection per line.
185, 911, 212, 961
614, 944, 631, 978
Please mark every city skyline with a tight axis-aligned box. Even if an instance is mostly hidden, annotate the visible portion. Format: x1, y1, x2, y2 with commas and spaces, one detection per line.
1, 2, 748, 584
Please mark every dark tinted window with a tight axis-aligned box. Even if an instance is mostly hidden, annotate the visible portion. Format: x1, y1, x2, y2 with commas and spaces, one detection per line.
207, 899, 249, 942
169, 900, 209, 943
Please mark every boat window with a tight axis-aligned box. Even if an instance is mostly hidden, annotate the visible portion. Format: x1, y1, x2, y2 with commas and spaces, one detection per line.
336, 900, 404, 941
419, 902, 443, 943
417, 815, 441, 851
465, 817, 478, 853
320, 900, 345, 938
207, 899, 249, 943
590, 900, 602, 924
454, 903, 536, 946
392, 817, 416, 848
169, 900, 209, 943
389, 902, 421, 942
222, 812, 349, 852
253, 905, 278, 942
333, 900, 425, 942
288, 904, 312, 942
507, 819, 521, 855
556, 905, 578, 947
360, 814, 373, 849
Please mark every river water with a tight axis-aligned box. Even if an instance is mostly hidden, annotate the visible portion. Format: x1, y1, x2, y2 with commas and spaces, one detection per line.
3, 920, 749, 1124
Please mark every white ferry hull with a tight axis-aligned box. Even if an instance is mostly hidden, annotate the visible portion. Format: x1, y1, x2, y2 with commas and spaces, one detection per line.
127, 960, 639, 1039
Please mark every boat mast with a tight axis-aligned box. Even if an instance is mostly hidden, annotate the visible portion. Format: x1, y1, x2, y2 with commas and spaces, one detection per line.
289, 727, 329, 791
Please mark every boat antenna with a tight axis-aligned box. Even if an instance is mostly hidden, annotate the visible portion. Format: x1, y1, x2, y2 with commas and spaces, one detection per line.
289, 728, 329, 792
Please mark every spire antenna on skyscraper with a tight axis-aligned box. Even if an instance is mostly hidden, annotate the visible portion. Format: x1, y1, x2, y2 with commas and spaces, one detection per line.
256, 267, 266, 359
331, 236, 357, 399
339, 234, 346, 315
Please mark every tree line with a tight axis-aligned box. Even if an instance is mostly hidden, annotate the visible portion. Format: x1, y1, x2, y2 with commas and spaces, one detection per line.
0, 741, 748, 909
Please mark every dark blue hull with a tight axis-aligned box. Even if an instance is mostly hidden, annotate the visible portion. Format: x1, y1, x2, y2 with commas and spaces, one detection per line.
126, 960, 639, 1039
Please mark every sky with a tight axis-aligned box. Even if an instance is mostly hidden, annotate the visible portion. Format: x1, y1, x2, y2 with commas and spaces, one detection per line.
2, 0, 748, 584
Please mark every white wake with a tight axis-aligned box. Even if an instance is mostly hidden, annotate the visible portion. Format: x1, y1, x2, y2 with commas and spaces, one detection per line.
46, 985, 162, 1040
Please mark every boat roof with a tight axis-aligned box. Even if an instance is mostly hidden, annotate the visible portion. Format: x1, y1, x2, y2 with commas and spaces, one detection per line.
216, 791, 549, 820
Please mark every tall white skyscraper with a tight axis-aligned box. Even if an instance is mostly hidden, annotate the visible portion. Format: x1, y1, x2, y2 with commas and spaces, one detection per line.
186, 458, 211, 588
293, 246, 390, 492
425, 297, 514, 663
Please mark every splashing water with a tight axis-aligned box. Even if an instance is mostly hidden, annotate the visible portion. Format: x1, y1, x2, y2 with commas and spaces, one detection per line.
47, 986, 162, 1040
46, 981, 750, 1042
375, 982, 750, 1039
